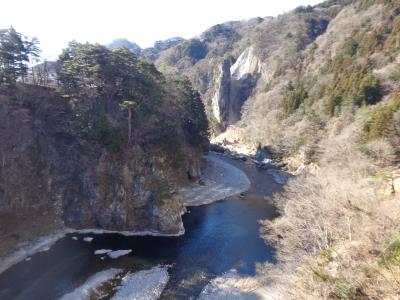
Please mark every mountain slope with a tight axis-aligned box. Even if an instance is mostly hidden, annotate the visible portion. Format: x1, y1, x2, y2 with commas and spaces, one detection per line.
152, 0, 400, 298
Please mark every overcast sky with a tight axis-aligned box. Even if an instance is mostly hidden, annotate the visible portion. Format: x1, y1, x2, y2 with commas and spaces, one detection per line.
1, 0, 322, 60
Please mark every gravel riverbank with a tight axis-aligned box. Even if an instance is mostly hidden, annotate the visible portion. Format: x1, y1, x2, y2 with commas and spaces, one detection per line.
180, 153, 250, 206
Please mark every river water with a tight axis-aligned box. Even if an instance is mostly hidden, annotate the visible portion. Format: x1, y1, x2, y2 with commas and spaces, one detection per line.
0, 155, 281, 300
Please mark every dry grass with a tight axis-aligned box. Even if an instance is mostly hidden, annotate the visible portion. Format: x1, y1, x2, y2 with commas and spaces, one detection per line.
364, 139, 397, 167
260, 123, 400, 299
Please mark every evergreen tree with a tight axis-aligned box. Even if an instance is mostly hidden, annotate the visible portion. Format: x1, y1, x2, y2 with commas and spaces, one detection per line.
58, 43, 153, 104
119, 100, 138, 143
280, 80, 308, 115
0, 27, 40, 85
366, 95, 400, 140
177, 78, 209, 147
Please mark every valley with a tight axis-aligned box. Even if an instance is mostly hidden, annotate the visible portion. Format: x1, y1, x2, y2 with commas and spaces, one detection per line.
1, 0, 400, 299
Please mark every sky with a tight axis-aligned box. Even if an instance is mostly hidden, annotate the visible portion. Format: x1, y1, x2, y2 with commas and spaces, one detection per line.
1, 0, 322, 60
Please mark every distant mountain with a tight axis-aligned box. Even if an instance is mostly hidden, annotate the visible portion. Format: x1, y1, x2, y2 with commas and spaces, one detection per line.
106, 38, 142, 55
106, 37, 184, 60
153, 37, 184, 51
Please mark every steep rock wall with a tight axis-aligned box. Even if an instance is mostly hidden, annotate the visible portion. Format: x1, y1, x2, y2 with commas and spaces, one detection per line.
0, 86, 203, 235
210, 46, 261, 130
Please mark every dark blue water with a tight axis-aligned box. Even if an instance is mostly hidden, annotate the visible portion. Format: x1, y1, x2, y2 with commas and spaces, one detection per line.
0, 156, 280, 300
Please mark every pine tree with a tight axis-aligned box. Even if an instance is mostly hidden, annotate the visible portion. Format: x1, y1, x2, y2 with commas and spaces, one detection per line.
178, 78, 209, 146
119, 100, 138, 143
0, 27, 40, 85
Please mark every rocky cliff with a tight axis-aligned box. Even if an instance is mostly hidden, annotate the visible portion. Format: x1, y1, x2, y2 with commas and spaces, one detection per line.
0, 80, 205, 235
207, 46, 262, 132
152, 6, 332, 137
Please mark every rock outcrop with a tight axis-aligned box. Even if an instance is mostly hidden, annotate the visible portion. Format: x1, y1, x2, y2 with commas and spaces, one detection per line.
228, 47, 261, 124
0, 85, 204, 235
211, 59, 231, 126
230, 46, 261, 80
210, 47, 261, 130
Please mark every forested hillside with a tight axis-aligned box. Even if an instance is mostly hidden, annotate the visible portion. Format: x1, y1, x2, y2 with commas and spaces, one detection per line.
153, 0, 400, 298
0, 29, 209, 255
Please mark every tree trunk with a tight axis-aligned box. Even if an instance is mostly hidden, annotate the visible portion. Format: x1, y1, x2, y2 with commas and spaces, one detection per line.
128, 109, 132, 143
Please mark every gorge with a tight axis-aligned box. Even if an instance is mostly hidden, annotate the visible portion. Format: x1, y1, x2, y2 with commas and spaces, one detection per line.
1, 0, 400, 299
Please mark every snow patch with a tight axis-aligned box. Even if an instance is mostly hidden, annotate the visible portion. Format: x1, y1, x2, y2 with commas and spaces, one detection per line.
107, 250, 132, 259
71, 236, 78, 240
60, 268, 121, 300
94, 249, 112, 255
111, 266, 169, 300
83, 237, 93, 242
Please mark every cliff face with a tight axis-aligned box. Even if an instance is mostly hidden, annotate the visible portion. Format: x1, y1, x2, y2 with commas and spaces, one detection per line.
153, 7, 332, 136
0, 85, 204, 235
208, 47, 261, 131
211, 59, 231, 127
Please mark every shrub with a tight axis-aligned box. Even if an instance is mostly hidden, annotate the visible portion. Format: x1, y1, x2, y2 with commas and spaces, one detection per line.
341, 37, 359, 57
333, 279, 357, 299
363, 139, 396, 165
380, 239, 400, 267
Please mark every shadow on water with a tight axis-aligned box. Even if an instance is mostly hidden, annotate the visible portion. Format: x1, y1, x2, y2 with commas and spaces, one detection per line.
0, 154, 282, 300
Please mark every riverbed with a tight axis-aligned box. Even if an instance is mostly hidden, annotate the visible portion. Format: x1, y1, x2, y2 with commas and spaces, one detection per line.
0, 153, 281, 300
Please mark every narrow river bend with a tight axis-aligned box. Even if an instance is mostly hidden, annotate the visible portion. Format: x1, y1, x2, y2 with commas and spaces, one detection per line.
0, 153, 281, 300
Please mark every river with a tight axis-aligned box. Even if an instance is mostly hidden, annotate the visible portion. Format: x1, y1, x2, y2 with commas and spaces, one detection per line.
0, 154, 281, 300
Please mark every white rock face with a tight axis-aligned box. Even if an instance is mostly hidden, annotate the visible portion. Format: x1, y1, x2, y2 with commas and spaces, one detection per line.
211, 60, 231, 124
111, 266, 169, 300
211, 47, 262, 128
230, 46, 261, 80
